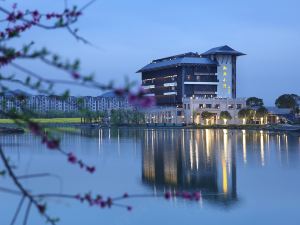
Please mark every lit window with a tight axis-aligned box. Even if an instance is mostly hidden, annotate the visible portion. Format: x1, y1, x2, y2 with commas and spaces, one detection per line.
223, 83, 227, 89
223, 71, 227, 76
223, 66, 227, 70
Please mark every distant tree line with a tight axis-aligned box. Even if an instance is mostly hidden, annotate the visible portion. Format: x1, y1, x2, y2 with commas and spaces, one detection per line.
110, 109, 145, 125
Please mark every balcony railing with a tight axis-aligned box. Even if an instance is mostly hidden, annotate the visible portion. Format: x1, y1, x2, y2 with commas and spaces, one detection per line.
185, 75, 218, 82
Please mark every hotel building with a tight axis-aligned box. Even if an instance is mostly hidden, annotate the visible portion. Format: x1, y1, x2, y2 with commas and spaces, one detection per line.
138, 45, 245, 106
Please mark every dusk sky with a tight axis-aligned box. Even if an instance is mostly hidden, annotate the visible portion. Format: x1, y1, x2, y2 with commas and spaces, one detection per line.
4, 0, 300, 105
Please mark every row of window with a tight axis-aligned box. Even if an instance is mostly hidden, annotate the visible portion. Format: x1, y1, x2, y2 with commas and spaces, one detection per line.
184, 103, 242, 110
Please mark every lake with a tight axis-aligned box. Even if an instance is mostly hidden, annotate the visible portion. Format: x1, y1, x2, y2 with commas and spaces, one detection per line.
1, 128, 300, 225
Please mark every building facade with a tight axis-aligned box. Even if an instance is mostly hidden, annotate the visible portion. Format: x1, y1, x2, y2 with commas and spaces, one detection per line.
137, 45, 245, 106
183, 97, 247, 125
0, 91, 131, 114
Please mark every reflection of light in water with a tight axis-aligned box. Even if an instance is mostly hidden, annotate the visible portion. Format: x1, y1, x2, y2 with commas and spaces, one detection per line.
242, 130, 247, 164
205, 129, 211, 160
267, 132, 270, 151
284, 134, 289, 164
223, 129, 228, 162
299, 137, 300, 154
278, 134, 281, 152
117, 129, 120, 156
260, 130, 265, 166
221, 129, 229, 194
190, 138, 193, 169
108, 128, 111, 140
98, 129, 102, 154
195, 140, 199, 170
222, 158, 228, 194
143, 130, 155, 181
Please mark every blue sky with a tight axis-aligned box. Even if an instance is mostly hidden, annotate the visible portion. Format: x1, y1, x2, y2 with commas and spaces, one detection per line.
3, 0, 300, 105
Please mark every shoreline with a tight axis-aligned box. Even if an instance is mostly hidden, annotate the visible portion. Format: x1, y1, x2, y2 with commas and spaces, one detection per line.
0, 123, 299, 134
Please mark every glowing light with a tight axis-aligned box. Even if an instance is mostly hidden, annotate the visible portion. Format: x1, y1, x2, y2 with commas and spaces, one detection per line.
222, 158, 228, 194
242, 130, 247, 164
242, 118, 246, 125
223, 119, 227, 125
260, 131, 265, 166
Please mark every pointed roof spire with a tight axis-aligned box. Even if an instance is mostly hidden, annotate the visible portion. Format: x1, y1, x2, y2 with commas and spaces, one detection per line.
201, 45, 246, 56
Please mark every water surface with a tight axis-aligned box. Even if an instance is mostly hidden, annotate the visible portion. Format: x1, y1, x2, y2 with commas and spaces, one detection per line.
0, 128, 300, 225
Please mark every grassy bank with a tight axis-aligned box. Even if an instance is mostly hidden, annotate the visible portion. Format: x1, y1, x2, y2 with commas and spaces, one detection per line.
0, 118, 81, 124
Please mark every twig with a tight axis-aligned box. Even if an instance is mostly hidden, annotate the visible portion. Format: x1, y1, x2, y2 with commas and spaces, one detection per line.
10, 196, 25, 225
0, 186, 21, 195
17, 173, 52, 179
23, 201, 32, 225
0, 146, 56, 225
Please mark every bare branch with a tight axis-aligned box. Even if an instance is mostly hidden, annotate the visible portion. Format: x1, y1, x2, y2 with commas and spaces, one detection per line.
23, 201, 32, 225
0, 186, 21, 195
10, 196, 25, 225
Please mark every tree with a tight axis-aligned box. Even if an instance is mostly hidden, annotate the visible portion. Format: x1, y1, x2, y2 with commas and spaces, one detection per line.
246, 97, 264, 107
238, 108, 255, 124
255, 106, 268, 118
220, 111, 232, 124
275, 94, 298, 109
201, 111, 215, 125
255, 106, 268, 124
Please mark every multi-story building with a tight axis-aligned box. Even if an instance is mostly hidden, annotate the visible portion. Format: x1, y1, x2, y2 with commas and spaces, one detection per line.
183, 97, 247, 124
0, 91, 131, 114
137, 45, 245, 106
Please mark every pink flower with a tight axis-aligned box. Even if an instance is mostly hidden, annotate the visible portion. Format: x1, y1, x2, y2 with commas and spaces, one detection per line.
46, 139, 60, 149
128, 94, 138, 104
123, 192, 129, 198
28, 122, 42, 135
100, 201, 106, 208
193, 192, 201, 201
114, 88, 126, 96
37, 204, 46, 214
67, 153, 77, 164
72, 72, 80, 79
164, 192, 171, 199
140, 96, 155, 108
86, 166, 95, 173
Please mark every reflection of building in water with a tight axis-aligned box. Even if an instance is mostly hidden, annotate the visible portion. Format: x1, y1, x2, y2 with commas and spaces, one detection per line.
142, 129, 237, 205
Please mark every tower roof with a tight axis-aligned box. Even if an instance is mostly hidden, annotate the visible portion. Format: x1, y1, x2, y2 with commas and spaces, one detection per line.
201, 45, 245, 56
137, 53, 217, 73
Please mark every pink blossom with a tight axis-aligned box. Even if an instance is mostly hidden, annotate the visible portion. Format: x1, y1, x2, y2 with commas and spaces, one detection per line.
46, 139, 60, 149
28, 122, 42, 135
67, 153, 77, 164
123, 192, 129, 198
164, 192, 171, 199
72, 72, 80, 79
37, 204, 46, 214
86, 166, 95, 173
